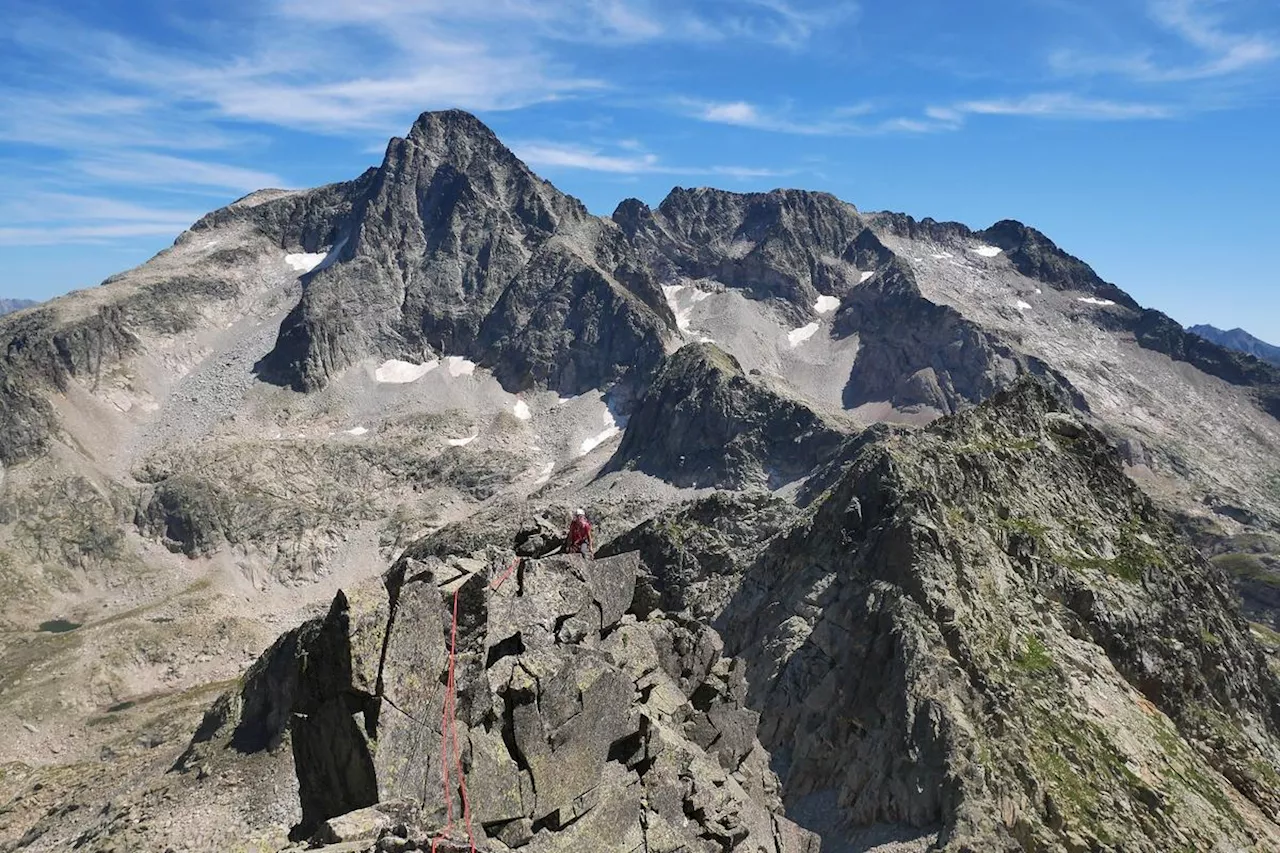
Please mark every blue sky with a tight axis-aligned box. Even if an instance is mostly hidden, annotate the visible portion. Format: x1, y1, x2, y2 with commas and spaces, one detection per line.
2, 0, 1278, 341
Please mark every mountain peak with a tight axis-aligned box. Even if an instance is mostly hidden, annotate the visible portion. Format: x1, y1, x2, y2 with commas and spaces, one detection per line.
1190, 324, 1280, 367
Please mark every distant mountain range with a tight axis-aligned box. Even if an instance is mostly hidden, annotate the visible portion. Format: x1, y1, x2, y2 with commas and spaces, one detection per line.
1191, 324, 1280, 366
0, 298, 36, 316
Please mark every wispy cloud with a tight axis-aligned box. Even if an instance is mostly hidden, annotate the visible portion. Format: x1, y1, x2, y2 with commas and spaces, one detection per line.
513, 140, 789, 179
72, 153, 284, 193
0, 192, 201, 246
939, 93, 1177, 121
1051, 0, 1278, 82
685, 99, 905, 135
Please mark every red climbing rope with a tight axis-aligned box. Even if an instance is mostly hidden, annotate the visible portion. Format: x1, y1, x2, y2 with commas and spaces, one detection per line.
490, 556, 520, 591
431, 586, 478, 853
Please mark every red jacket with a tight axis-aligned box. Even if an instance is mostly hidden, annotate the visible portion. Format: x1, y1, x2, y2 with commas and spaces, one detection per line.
568, 517, 592, 547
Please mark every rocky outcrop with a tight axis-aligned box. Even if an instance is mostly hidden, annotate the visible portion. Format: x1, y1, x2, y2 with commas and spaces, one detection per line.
836, 260, 1084, 415
598, 491, 797, 620
714, 378, 1280, 850
135, 475, 231, 557
256, 110, 671, 396
607, 343, 847, 489
177, 548, 817, 852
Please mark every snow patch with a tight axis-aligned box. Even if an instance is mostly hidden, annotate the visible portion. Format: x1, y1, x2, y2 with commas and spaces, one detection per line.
375, 359, 438, 383
513, 399, 532, 421
662, 284, 693, 332
859, 271, 874, 283
814, 295, 840, 314
447, 434, 478, 447
534, 462, 555, 486
285, 251, 328, 273
285, 239, 346, 275
930, 252, 953, 260
970, 245, 1002, 258
579, 409, 621, 456
1077, 296, 1117, 307
445, 356, 477, 377
345, 426, 369, 436
787, 322, 820, 348
1015, 300, 1032, 312
690, 290, 711, 303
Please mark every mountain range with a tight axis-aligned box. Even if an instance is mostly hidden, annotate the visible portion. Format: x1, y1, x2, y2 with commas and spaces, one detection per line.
0, 298, 36, 317
0, 110, 1278, 852
1192, 324, 1280, 367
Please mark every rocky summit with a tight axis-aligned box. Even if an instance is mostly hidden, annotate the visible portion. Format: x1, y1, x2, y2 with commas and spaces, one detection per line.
1, 110, 1279, 853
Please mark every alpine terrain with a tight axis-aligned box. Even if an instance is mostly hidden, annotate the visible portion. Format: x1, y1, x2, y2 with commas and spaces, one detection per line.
1192, 325, 1280, 368
1, 110, 1279, 853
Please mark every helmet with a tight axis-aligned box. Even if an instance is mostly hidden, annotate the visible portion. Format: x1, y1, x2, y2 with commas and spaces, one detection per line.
574, 508, 586, 518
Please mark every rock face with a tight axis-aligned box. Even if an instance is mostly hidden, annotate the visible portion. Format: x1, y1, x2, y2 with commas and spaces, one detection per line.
834, 259, 1083, 415
615, 187, 890, 325
715, 379, 1280, 851
1191, 325, 1280, 367
177, 548, 817, 852
256, 110, 671, 396
607, 342, 847, 489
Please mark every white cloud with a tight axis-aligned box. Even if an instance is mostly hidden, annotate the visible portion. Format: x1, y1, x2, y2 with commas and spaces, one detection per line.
0, 192, 201, 246
514, 140, 787, 179
2, 193, 202, 225
688, 99, 955, 135
1051, 0, 1278, 82
703, 101, 761, 125
71, 153, 284, 193
0, 222, 197, 246
516, 143, 663, 173
949, 93, 1175, 120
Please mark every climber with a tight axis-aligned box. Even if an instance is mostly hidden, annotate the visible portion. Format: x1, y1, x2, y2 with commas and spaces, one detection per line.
565, 508, 595, 559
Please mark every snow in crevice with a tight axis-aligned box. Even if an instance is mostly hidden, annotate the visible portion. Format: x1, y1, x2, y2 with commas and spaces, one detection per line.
513, 399, 532, 421
534, 462, 555, 486
375, 359, 438, 383
285, 238, 347, 275
931, 252, 954, 260
814, 295, 840, 314
1015, 300, 1032, 312
445, 356, 477, 377
579, 407, 622, 456
969, 245, 1003, 258
447, 433, 478, 447
285, 252, 327, 273
1077, 296, 1117, 307
787, 322, 820, 348
662, 284, 693, 332
859, 271, 875, 283
345, 426, 369, 436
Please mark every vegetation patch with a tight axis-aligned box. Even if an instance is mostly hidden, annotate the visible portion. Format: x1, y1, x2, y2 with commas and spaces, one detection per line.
1015, 634, 1054, 674
958, 436, 1039, 455
995, 514, 1049, 540
1213, 553, 1278, 586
